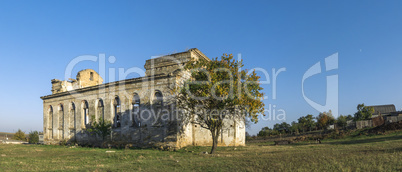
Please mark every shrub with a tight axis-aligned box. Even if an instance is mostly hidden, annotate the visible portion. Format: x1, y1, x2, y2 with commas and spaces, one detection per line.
28, 131, 39, 144
87, 116, 112, 141
60, 140, 68, 146
13, 129, 26, 141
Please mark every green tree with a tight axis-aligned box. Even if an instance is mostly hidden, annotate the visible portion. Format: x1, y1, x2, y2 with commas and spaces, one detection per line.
336, 115, 348, 129
257, 127, 273, 137
87, 116, 112, 141
13, 129, 26, 141
28, 131, 39, 144
175, 53, 265, 154
298, 116, 307, 133
273, 122, 291, 133
305, 114, 316, 132
354, 104, 374, 121
317, 110, 335, 130
298, 114, 316, 133
346, 114, 354, 121
290, 121, 300, 134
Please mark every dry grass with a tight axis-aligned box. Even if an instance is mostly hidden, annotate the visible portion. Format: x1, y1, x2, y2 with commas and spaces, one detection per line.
0, 131, 401, 171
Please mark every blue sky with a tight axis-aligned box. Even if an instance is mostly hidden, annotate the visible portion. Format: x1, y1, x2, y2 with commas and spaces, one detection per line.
0, 1, 401, 135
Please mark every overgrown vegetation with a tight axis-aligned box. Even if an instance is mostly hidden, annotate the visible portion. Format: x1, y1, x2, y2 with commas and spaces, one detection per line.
86, 116, 112, 141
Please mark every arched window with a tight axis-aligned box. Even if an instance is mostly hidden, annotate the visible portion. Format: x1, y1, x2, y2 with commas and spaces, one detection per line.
59, 104, 64, 129
97, 99, 104, 122
48, 106, 53, 139
90, 72, 94, 81
48, 106, 53, 129
82, 100, 89, 127
154, 91, 163, 107
132, 93, 140, 127
69, 102, 76, 139
59, 104, 64, 139
113, 96, 121, 128
70, 103, 76, 129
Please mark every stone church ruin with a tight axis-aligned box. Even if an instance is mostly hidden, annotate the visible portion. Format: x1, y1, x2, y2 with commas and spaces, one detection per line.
40, 48, 246, 148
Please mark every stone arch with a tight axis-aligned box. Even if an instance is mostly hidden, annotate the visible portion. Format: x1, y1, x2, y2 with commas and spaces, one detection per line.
69, 102, 76, 129
58, 104, 65, 140
113, 96, 121, 128
154, 90, 167, 141
48, 105, 54, 139
82, 100, 89, 128
154, 90, 163, 107
132, 93, 140, 127
58, 104, 64, 129
96, 98, 105, 122
69, 102, 76, 139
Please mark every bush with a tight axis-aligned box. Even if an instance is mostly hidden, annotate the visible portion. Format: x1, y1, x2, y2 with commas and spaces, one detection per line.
13, 129, 26, 141
60, 140, 68, 146
87, 117, 112, 141
28, 131, 39, 144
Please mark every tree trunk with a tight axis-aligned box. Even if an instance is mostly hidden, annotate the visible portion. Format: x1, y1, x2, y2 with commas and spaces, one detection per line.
210, 128, 220, 154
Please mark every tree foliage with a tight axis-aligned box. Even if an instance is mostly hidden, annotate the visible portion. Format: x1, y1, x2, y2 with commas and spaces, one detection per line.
298, 114, 316, 132
175, 53, 265, 154
345, 114, 354, 121
336, 115, 350, 129
317, 110, 335, 130
28, 131, 39, 144
257, 127, 274, 137
273, 122, 291, 133
290, 121, 301, 134
13, 129, 26, 141
353, 103, 374, 121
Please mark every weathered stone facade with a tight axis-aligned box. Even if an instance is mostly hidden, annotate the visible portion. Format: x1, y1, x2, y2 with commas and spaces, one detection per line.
40, 48, 245, 148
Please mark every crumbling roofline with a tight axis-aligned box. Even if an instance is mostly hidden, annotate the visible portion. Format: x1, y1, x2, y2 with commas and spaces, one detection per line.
41, 74, 171, 100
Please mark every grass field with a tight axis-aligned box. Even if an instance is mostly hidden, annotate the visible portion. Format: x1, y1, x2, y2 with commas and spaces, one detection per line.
0, 131, 401, 171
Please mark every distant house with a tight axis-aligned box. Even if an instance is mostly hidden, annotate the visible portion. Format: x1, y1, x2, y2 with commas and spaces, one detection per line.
369, 104, 396, 117
368, 104, 402, 123
351, 104, 402, 129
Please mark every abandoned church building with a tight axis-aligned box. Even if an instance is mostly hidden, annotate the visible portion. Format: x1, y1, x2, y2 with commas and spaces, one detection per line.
40, 48, 246, 148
